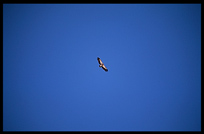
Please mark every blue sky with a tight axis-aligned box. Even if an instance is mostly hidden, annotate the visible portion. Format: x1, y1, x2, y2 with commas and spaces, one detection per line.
3, 4, 201, 131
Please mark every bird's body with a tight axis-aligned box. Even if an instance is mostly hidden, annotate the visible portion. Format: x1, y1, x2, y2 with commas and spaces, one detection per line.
97, 57, 108, 72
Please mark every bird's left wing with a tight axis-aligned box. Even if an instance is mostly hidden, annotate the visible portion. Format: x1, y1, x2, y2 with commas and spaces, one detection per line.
97, 57, 103, 65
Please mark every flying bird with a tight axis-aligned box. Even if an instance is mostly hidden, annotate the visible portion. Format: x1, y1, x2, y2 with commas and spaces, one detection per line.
97, 57, 108, 72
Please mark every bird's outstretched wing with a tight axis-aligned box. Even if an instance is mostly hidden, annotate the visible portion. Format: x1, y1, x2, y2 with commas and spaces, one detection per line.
97, 57, 103, 65
102, 65, 108, 72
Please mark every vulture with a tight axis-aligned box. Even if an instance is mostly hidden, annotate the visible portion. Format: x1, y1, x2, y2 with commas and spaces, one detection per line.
97, 57, 108, 72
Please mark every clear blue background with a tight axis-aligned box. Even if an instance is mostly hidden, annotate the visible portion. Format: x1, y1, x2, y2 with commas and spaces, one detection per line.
3, 4, 201, 131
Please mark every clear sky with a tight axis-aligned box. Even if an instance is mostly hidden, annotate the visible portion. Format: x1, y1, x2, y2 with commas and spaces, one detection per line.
3, 4, 201, 131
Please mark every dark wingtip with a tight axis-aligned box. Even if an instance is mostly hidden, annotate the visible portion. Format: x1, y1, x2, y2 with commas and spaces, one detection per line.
105, 69, 108, 72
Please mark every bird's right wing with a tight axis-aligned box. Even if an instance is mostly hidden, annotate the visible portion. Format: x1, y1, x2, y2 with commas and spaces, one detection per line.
102, 65, 108, 72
